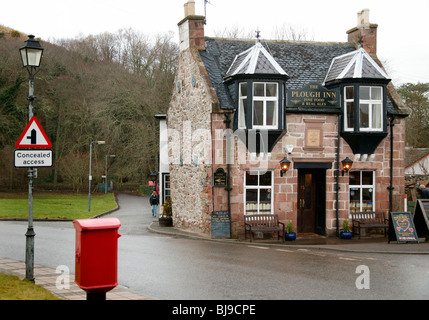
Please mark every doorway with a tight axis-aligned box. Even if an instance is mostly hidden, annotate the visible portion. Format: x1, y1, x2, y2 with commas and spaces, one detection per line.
297, 169, 326, 235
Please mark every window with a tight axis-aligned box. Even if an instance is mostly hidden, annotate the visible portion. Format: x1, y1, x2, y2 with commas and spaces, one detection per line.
162, 174, 171, 204
345, 86, 354, 130
344, 86, 383, 132
349, 171, 375, 213
245, 171, 273, 215
238, 82, 247, 129
360, 86, 382, 131
253, 82, 278, 129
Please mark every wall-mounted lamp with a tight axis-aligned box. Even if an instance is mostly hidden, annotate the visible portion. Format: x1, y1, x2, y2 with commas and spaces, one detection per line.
341, 157, 353, 176
280, 157, 291, 177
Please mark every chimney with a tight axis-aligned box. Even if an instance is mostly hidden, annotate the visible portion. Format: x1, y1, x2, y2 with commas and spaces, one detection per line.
347, 9, 378, 55
178, 0, 205, 52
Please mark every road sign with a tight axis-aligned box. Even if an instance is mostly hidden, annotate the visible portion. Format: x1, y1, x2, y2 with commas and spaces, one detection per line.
14, 150, 53, 168
15, 116, 52, 149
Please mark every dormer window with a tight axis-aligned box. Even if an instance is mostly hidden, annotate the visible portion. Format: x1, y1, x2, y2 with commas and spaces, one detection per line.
344, 85, 384, 132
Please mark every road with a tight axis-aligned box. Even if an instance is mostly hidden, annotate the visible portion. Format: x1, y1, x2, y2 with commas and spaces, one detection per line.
1, 193, 429, 300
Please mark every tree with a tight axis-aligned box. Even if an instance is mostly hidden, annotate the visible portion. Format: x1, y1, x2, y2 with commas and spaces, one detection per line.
398, 82, 429, 148
0, 27, 178, 190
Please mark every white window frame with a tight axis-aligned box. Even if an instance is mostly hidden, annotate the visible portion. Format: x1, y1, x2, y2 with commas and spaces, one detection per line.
349, 171, 376, 215
359, 86, 383, 132
343, 86, 383, 132
244, 171, 274, 215
238, 82, 247, 129
252, 82, 278, 129
344, 86, 354, 132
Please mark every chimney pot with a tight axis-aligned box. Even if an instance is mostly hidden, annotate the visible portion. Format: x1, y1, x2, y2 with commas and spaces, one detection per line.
178, 1, 205, 51
184, 0, 196, 17
347, 8, 378, 55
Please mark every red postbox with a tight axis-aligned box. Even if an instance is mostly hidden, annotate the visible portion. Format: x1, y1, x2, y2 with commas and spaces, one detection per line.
73, 218, 121, 296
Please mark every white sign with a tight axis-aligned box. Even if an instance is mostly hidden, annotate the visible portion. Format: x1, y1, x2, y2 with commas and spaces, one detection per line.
14, 150, 53, 168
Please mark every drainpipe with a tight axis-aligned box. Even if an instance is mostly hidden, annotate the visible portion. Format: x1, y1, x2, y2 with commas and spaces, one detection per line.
224, 113, 232, 237
335, 115, 342, 238
388, 116, 395, 215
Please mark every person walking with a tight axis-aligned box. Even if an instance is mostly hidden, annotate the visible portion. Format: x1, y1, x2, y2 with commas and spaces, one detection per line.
420, 184, 429, 199
149, 191, 159, 217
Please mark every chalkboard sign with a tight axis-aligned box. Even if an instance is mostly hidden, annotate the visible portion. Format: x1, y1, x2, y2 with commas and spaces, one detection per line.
413, 200, 429, 241
211, 211, 231, 239
389, 212, 419, 243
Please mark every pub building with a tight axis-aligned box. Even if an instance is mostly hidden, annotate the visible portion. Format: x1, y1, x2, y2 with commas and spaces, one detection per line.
161, 1, 408, 238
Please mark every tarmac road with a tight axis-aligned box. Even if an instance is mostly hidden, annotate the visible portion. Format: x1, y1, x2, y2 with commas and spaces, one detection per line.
1, 193, 429, 300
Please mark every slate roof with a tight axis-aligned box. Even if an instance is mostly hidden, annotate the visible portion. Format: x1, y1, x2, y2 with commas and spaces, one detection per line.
199, 37, 400, 114
323, 47, 390, 84
405, 148, 429, 169
225, 41, 288, 79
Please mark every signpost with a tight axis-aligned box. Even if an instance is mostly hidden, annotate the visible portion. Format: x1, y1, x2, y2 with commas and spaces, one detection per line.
15, 116, 52, 282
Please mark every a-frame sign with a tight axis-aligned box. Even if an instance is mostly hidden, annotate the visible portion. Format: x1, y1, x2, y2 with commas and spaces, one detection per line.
388, 212, 419, 243
15, 116, 52, 149
413, 199, 429, 241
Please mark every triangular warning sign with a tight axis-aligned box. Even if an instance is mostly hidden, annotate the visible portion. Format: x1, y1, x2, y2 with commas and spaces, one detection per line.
15, 116, 52, 149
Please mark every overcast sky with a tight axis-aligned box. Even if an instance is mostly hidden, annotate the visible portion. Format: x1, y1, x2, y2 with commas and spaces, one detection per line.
2, 0, 428, 85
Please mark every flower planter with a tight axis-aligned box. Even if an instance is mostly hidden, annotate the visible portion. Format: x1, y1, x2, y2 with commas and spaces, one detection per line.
285, 232, 297, 241
159, 217, 173, 227
340, 231, 353, 239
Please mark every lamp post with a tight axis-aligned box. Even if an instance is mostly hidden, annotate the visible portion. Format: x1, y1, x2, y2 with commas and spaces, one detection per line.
105, 155, 116, 194
88, 141, 105, 211
19, 35, 44, 282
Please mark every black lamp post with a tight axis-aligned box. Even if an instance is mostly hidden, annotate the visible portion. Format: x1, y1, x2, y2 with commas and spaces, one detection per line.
19, 35, 44, 282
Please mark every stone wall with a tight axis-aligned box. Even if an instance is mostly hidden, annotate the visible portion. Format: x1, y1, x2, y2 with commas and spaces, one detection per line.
167, 46, 219, 234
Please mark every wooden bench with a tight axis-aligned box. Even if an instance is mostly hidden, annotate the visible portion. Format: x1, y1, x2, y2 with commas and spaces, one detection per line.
244, 214, 285, 242
351, 212, 388, 239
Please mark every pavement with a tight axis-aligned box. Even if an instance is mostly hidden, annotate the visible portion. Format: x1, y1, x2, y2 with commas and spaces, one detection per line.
1, 219, 428, 300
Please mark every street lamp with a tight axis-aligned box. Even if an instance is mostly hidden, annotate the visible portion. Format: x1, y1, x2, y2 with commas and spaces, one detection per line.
88, 141, 105, 211
19, 35, 44, 282
105, 154, 116, 194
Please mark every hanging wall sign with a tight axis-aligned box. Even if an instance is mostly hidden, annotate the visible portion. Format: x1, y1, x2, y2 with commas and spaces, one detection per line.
287, 82, 340, 108
389, 212, 419, 243
213, 168, 227, 187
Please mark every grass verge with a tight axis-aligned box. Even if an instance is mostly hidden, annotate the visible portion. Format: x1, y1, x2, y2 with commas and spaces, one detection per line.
0, 192, 117, 220
0, 273, 60, 300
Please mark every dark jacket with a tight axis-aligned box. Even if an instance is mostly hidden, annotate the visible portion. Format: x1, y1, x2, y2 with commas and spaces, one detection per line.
150, 195, 159, 205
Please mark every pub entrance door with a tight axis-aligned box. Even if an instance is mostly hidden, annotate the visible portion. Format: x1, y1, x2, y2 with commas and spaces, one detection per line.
297, 169, 326, 235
